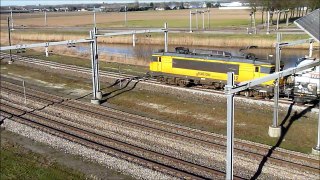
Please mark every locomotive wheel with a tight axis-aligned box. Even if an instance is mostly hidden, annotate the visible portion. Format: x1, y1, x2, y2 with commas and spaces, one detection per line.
253, 91, 262, 99
213, 82, 220, 90
244, 90, 254, 97
178, 80, 185, 87
157, 76, 165, 83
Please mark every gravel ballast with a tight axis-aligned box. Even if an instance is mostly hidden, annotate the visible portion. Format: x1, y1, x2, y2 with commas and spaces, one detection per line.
2, 119, 177, 180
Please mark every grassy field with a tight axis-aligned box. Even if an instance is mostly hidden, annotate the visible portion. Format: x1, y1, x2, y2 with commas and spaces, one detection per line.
0, 8, 315, 49
1, 29, 313, 50
1, 56, 318, 154
1, 9, 263, 28
1, 130, 88, 180
8, 49, 149, 75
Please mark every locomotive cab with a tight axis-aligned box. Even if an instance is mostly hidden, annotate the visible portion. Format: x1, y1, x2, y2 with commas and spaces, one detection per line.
150, 55, 162, 72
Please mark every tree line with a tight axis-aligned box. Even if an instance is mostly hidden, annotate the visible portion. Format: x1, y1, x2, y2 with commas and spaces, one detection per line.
247, 0, 319, 26
248, 0, 319, 14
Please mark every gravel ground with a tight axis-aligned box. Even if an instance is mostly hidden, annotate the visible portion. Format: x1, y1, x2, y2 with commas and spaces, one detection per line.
1, 89, 319, 179
1, 119, 177, 180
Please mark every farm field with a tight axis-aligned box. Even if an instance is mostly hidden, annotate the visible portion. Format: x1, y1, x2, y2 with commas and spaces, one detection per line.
1, 9, 262, 28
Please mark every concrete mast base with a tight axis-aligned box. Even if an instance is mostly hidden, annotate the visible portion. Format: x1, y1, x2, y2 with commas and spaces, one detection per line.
311, 147, 320, 156
268, 126, 282, 138
96, 91, 102, 100
90, 99, 101, 105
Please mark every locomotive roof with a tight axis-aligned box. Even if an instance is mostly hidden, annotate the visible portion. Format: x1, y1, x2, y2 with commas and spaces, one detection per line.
153, 52, 274, 66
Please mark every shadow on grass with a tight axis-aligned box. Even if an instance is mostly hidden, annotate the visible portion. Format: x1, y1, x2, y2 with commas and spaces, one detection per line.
100, 77, 141, 104
74, 75, 145, 101
251, 100, 318, 179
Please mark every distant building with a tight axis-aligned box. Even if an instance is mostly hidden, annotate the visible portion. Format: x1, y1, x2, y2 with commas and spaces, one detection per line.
219, 1, 251, 10
155, 7, 165, 11
220, 2, 243, 7
201, 2, 207, 8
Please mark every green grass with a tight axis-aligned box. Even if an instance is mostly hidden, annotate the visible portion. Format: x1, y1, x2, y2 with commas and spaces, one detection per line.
9, 50, 149, 76
107, 87, 318, 154
0, 61, 92, 91
0, 136, 87, 180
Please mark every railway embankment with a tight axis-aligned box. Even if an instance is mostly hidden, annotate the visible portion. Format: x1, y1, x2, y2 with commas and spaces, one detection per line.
1, 79, 319, 179
0, 53, 318, 154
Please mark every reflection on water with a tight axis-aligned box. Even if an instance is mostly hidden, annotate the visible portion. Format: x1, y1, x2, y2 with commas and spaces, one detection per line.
76, 44, 312, 69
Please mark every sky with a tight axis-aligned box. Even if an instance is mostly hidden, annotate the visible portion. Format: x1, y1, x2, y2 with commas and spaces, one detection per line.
1, 0, 216, 6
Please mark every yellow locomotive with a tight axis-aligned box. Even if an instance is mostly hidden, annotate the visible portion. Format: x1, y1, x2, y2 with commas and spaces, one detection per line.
149, 47, 277, 97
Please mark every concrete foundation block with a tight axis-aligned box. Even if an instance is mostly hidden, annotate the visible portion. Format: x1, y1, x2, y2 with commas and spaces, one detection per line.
311, 147, 320, 156
96, 91, 102, 100
268, 126, 282, 138
90, 99, 101, 105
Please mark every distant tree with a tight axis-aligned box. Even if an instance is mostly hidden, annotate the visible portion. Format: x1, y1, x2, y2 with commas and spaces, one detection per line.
179, 2, 185, 9
150, 2, 154, 8
206, 2, 212, 8
134, 0, 139, 9
214, 2, 220, 7
306, 0, 320, 11
69, 6, 77, 11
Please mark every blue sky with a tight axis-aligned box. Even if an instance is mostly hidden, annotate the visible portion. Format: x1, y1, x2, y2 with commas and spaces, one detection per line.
1, 0, 209, 6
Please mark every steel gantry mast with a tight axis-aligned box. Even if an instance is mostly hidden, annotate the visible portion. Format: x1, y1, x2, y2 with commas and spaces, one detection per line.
0, 24, 169, 105
225, 59, 320, 180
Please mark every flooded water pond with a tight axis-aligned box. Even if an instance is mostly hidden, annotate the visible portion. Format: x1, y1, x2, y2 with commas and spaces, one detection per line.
76, 44, 313, 69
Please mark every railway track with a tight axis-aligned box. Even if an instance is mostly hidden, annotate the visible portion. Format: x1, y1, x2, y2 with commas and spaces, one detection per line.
0, 52, 302, 107
1, 79, 319, 179
0, 81, 230, 179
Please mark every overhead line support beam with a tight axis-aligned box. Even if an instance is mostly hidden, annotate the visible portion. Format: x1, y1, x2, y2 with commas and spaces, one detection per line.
228, 60, 320, 94
95, 29, 166, 37
0, 39, 94, 51
278, 38, 314, 47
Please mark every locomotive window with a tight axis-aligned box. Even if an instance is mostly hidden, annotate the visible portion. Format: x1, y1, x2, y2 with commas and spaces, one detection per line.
255, 67, 259, 72
152, 56, 158, 62
260, 67, 275, 74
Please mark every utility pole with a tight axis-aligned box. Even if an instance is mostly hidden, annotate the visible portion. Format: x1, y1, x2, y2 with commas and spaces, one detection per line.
309, 41, 313, 57
22, 80, 27, 104
196, 9, 198, 29
189, 10, 192, 33
124, 6, 127, 27
207, 8, 210, 30
93, 27, 101, 100
253, 11, 256, 34
44, 11, 47, 26
276, 11, 280, 30
132, 33, 136, 47
269, 33, 282, 138
7, 17, 13, 64
164, 23, 168, 52
10, 9, 14, 29
266, 11, 270, 34
93, 7, 96, 28
45, 46, 49, 57
226, 72, 235, 180
202, 11, 205, 30
286, 11, 289, 26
